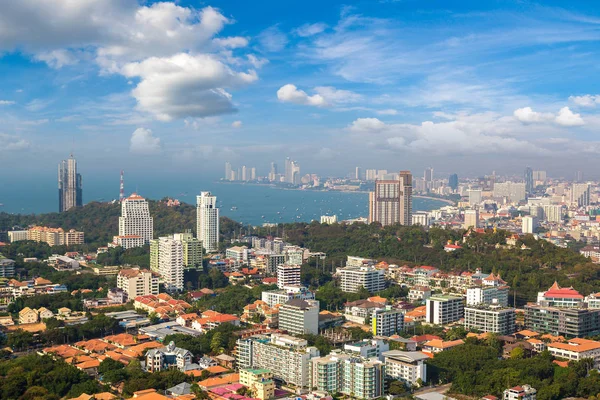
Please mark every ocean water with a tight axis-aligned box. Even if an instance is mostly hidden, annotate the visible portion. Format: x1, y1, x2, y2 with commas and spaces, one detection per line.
0, 176, 448, 226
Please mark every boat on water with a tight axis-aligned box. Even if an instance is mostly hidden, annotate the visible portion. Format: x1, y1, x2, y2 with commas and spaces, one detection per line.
231, 206, 238, 210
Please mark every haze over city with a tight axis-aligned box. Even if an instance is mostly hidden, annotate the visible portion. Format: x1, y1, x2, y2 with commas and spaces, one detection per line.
1, 0, 600, 179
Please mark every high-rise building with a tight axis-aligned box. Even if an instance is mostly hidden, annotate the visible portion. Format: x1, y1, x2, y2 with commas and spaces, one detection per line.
366, 169, 377, 181
173, 231, 203, 269
339, 266, 386, 293
524, 166, 534, 194
468, 189, 482, 206
576, 170, 584, 182
372, 308, 404, 336
269, 162, 278, 181
493, 182, 526, 203
158, 236, 184, 292
463, 209, 479, 229
542, 205, 563, 223
355, 166, 362, 180
277, 264, 301, 289
251, 167, 256, 180
117, 193, 153, 249
278, 299, 320, 335
463, 305, 516, 335
58, 154, 82, 212
225, 162, 232, 181
448, 173, 458, 191
117, 267, 159, 298
368, 171, 412, 226
424, 167, 433, 183
522, 215, 538, 234
425, 295, 464, 325
196, 192, 219, 252
242, 165, 247, 181
571, 183, 590, 207
533, 170, 546, 182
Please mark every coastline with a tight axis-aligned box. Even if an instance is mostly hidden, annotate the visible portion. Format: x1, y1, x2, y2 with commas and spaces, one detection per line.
215, 180, 457, 206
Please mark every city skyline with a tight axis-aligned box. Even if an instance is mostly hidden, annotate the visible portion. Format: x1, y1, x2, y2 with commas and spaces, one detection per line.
1, 1, 600, 178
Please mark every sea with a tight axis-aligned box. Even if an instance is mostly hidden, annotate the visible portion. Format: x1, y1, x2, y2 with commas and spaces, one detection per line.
0, 175, 448, 226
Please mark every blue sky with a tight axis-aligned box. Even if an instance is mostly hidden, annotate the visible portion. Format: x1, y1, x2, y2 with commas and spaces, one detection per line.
1, 0, 600, 180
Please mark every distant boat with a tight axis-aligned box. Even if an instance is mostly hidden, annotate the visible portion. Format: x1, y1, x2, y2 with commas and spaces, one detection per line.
231, 206, 238, 210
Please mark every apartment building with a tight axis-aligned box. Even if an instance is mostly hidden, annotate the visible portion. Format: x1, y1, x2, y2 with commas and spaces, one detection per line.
524, 304, 600, 337
466, 286, 509, 307
344, 339, 389, 361
0, 258, 15, 278
547, 338, 600, 368
277, 264, 301, 289
372, 308, 404, 337
117, 193, 153, 248
344, 299, 387, 324
236, 333, 320, 390
382, 350, 428, 386
426, 295, 464, 325
239, 369, 275, 400
27, 226, 84, 246
309, 352, 385, 399
339, 266, 386, 293
261, 286, 315, 308
278, 299, 319, 335
8, 230, 28, 242
408, 286, 431, 302
463, 305, 516, 335
157, 236, 184, 292
116, 268, 159, 298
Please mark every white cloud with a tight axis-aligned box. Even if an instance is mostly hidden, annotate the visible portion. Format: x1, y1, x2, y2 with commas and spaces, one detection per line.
122, 53, 258, 121
213, 36, 249, 49
569, 94, 600, 107
247, 54, 269, 69
25, 98, 54, 112
513, 107, 554, 123
514, 106, 585, 126
277, 84, 361, 107
257, 26, 288, 52
0, 133, 30, 151
34, 49, 79, 68
376, 109, 398, 115
295, 22, 328, 37
347, 114, 550, 156
555, 106, 585, 126
130, 127, 161, 154
0, 100, 15, 106
277, 84, 326, 107
232, 120, 242, 128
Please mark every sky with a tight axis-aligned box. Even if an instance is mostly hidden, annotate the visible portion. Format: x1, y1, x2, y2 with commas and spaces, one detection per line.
1, 0, 600, 181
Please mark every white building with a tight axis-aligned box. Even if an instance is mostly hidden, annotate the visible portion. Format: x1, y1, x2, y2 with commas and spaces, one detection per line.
118, 193, 153, 248
236, 333, 320, 389
146, 341, 193, 372
261, 286, 315, 308
571, 183, 590, 207
320, 215, 338, 224
463, 209, 479, 229
8, 230, 28, 242
277, 264, 301, 289
372, 308, 404, 337
116, 268, 159, 298
468, 189, 482, 206
425, 295, 464, 325
522, 215, 538, 234
383, 350, 428, 386
493, 182, 526, 203
547, 338, 600, 368
503, 385, 537, 400
339, 266, 386, 293
466, 286, 509, 307
278, 299, 319, 335
463, 305, 516, 335
158, 236, 184, 292
226, 246, 249, 264
411, 211, 430, 227
542, 205, 563, 223
196, 192, 219, 252
408, 286, 432, 302
344, 339, 389, 361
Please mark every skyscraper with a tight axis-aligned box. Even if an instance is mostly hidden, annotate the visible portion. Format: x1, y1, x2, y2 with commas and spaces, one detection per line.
225, 162, 232, 181
424, 167, 433, 182
355, 167, 362, 180
576, 171, 584, 182
158, 236, 184, 292
58, 154, 82, 212
368, 170, 412, 226
117, 193, 154, 248
197, 192, 219, 252
269, 162, 278, 181
572, 183, 590, 207
524, 166, 534, 194
448, 173, 458, 191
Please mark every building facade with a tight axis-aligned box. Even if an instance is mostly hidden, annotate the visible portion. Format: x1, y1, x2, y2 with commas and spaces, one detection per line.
524, 305, 600, 337
382, 350, 428, 386
158, 236, 184, 292
426, 295, 464, 325
196, 192, 219, 252
58, 154, 82, 212
339, 266, 386, 293
261, 286, 315, 308
146, 341, 193, 372
463, 305, 516, 335
116, 268, 159, 298
277, 264, 301, 289
278, 299, 319, 335
372, 308, 404, 336
118, 194, 153, 248
368, 171, 412, 226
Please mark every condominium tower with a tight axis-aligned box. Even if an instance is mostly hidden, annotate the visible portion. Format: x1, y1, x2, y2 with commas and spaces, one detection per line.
58, 154, 82, 212
117, 193, 154, 249
158, 236, 184, 292
196, 192, 219, 252
368, 171, 412, 226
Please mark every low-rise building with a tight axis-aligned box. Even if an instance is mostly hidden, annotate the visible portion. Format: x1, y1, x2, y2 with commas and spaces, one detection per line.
372, 308, 404, 336
19, 307, 39, 324
261, 286, 315, 308
503, 385, 536, 400
422, 339, 464, 354
547, 338, 600, 368
408, 286, 431, 302
383, 350, 428, 386
344, 299, 386, 324
524, 304, 600, 337
344, 339, 389, 361
0, 258, 15, 278
117, 268, 159, 298
146, 341, 194, 372
239, 368, 275, 400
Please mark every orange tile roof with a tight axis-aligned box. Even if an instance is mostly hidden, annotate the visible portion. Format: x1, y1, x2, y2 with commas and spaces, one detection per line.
424, 339, 465, 349
76, 359, 101, 370
104, 333, 137, 347
549, 338, 600, 353
553, 360, 569, 368
517, 329, 540, 337
205, 365, 228, 374
198, 373, 239, 388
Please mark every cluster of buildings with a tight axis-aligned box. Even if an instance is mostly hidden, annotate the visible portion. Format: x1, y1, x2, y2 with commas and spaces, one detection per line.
8, 226, 84, 246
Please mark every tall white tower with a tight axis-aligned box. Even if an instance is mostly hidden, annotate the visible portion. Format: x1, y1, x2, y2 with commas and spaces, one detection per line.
118, 193, 154, 247
158, 236, 184, 292
196, 192, 219, 252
